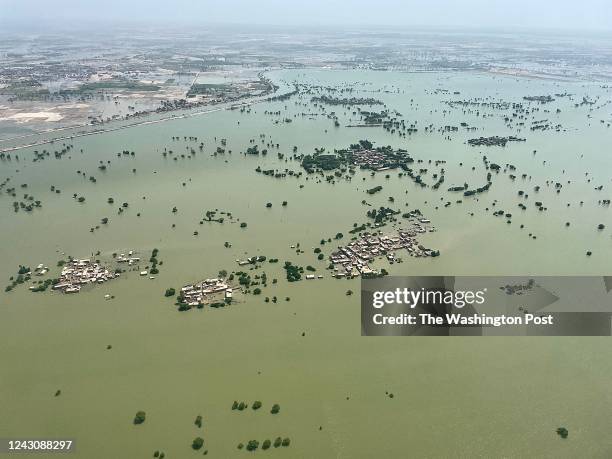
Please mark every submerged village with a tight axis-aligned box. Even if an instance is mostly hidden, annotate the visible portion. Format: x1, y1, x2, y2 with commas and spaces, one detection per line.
3, 63, 612, 314
8, 210, 438, 309
3, 138, 443, 308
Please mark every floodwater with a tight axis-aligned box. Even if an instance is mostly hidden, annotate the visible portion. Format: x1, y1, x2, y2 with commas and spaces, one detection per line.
1, 69, 612, 458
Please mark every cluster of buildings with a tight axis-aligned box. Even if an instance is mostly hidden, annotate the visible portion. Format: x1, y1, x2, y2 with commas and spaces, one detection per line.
330, 221, 437, 278
350, 149, 391, 170
179, 278, 233, 307
52, 259, 119, 293
116, 251, 141, 265
115, 251, 152, 278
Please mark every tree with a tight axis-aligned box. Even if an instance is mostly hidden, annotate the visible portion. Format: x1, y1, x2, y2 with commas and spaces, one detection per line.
246, 440, 259, 451
270, 404, 280, 414
133, 411, 146, 425
164, 288, 175, 297
281, 438, 291, 447
252, 400, 262, 410
262, 439, 271, 450
192, 437, 204, 450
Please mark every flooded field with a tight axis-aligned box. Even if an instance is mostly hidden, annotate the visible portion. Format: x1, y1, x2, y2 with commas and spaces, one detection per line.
1, 69, 612, 458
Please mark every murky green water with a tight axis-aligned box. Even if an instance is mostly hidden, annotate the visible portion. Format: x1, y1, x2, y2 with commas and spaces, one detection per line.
1, 70, 612, 458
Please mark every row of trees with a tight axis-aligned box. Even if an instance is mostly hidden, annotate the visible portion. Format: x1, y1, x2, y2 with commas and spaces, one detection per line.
231, 401, 280, 414
238, 437, 290, 451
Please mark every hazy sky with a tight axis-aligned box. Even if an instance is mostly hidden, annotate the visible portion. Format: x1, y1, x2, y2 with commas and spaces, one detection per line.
1, 0, 611, 31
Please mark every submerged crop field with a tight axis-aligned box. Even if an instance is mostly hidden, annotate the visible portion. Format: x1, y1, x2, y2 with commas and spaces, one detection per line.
2, 30, 612, 457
